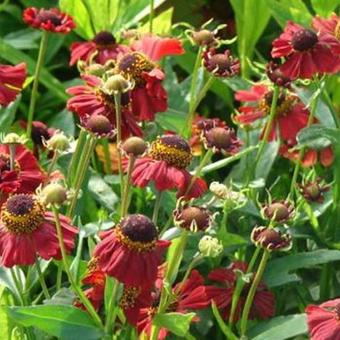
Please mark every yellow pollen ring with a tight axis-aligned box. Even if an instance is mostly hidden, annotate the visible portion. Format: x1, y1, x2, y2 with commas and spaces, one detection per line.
258, 96, 295, 117
1, 198, 45, 234
119, 286, 142, 309
115, 226, 156, 252
149, 139, 193, 169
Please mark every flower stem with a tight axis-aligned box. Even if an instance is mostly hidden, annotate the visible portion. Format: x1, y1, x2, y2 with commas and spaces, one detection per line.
240, 249, 270, 336
288, 88, 320, 198
185, 149, 212, 196
67, 134, 97, 217
229, 246, 260, 325
152, 190, 163, 224
8, 144, 16, 171
26, 31, 49, 138
121, 155, 135, 217
104, 279, 120, 334
102, 138, 112, 174
35, 259, 51, 300
175, 254, 202, 293
254, 85, 279, 166
10, 268, 25, 306
114, 92, 125, 197
68, 129, 86, 186
47, 151, 58, 177
56, 261, 62, 291
149, 0, 154, 33
52, 206, 104, 329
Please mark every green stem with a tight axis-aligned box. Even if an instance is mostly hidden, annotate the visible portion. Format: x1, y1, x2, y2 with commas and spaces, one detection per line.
229, 247, 260, 325
26, 31, 49, 137
121, 155, 135, 217
35, 259, 51, 300
10, 268, 24, 306
47, 151, 58, 177
175, 255, 202, 294
152, 191, 163, 224
254, 85, 279, 166
52, 207, 104, 329
185, 149, 212, 196
102, 138, 112, 174
323, 86, 340, 128
68, 129, 86, 186
289, 89, 320, 198
67, 135, 97, 217
104, 279, 120, 334
114, 92, 124, 196
56, 261, 62, 291
149, 0, 154, 33
240, 250, 270, 336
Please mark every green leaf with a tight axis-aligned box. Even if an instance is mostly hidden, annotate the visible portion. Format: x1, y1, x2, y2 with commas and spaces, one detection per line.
264, 249, 340, 287
153, 312, 195, 337
3, 305, 104, 340
248, 314, 307, 340
297, 124, 339, 149
211, 302, 238, 340
265, 0, 312, 27
140, 7, 174, 35
311, 0, 339, 17
0, 39, 67, 101
88, 172, 119, 211
59, 0, 95, 39
48, 109, 75, 136
0, 299, 10, 340
230, 0, 270, 77
0, 95, 21, 132
3, 29, 41, 49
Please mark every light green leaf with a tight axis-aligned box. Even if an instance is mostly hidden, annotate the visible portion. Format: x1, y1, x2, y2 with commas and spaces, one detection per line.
153, 312, 195, 337
0, 95, 21, 132
211, 302, 238, 340
248, 314, 307, 340
4, 305, 104, 340
140, 7, 174, 35
311, 0, 339, 17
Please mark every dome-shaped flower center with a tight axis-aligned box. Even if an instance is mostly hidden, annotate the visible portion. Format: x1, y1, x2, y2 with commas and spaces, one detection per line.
291, 29, 318, 51
258, 228, 283, 246
305, 183, 321, 200
119, 286, 141, 309
177, 206, 210, 231
86, 115, 113, 135
117, 52, 154, 85
260, 91, 295, 116
209, 54, 231, 72
205, 127, 232, 149
149, 135, 192, 169
93, 31, 116, 46
266, 202, 290, 221
120, 214, 157, 242
37, 9, 62, 26
1, 194, 45, 234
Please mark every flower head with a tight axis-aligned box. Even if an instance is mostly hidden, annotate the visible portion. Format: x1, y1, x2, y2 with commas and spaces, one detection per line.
306, 298, 340, 340
298, 179, 329, 203
251, 226, 292, 251
94, 214, 170, 288
262, 200, 294, 223
203, 47, 240, 77
0, 63, 26, 107
266, 61, 292, 87
83, 114, 116, 138
23, 7, 75, 33
130, 135, 207, 199
199, 236, 223, 257
271, 21, 340, 79
0, 194, 77, 267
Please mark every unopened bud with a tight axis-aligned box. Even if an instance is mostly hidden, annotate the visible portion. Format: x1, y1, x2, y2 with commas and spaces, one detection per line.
122, 137, 147, 156
102, 74, 130, 94
40, 183, 67, 206
199, 235, 223, 257
46, 132, 70, 152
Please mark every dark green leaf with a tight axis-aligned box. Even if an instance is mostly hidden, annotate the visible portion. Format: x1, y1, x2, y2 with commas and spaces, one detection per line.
0, 95, 21, 132
153, 312, 195, 337
248, 314, 307, 340
211, 302, 238, 340
3, 305, 104, 340
297, 124, 339, 149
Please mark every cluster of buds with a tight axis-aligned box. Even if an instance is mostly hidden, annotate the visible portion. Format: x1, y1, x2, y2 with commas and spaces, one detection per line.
251, 226, 292, 252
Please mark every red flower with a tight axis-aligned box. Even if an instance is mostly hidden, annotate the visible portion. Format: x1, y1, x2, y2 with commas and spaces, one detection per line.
0, 63, 26, 107
0, 194, 78, 267
70, 31, 130, 66
75, 257, 106, 312
0, 144, 44, 205
306, 298, 340, 340
23, 7, 75, 33
279, 143, 334, 167
137, 270, 211, 339
235, 84, 310, 143
271, 21, 340, 79
130, 135, 207, 199
116, 35, 184, 121
94, 214, 170, 288
312, 13, 340, 39
206, 261, 275, 322
67, 75, 142, 139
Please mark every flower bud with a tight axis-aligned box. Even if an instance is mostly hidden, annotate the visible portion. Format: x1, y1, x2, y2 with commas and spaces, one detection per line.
174, 204, 212, 232
102, 74, 131, 94
199, 235, 223, 257
263, 200, 294, 223
2, 132, 27, 145
40, 183, 67, 206
85, 115, 114, 137
192, 29, 215, 46
209, 182, 229, 199
122, 136, 147, 156
85, 63, 106, 77
45, 132, 70, 152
